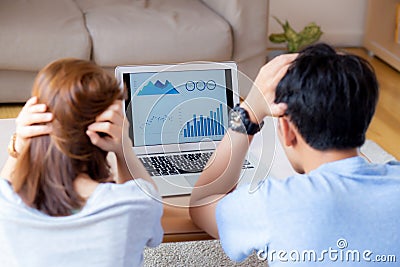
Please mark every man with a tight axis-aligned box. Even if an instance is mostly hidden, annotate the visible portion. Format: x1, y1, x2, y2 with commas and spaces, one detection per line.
189, 43, 400, 266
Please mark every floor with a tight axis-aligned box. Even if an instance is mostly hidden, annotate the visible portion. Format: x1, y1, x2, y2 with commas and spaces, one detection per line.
0, 48, 399, 159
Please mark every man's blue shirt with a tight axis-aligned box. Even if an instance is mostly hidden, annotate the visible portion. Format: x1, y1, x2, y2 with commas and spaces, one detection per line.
216, 156, 400, 266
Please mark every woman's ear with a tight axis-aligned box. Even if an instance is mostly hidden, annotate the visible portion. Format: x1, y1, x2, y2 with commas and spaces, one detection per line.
278, 117, 297, 147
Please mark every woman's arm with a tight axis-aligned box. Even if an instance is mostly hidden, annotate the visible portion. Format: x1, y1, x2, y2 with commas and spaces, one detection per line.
0, 97, 53, 181
86, 101, 156, 189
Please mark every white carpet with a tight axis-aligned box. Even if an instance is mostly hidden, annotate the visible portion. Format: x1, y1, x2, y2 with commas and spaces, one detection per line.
143, 140, 396, 267
144, 240, 268, 267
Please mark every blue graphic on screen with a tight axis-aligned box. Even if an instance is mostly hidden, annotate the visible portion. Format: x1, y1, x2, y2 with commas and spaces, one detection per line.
137, 80, 179, 96
183, 104, 225, 138
129, 69, 229, 146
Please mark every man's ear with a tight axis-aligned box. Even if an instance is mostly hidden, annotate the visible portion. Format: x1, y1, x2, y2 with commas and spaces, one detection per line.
278, 117, 297, 147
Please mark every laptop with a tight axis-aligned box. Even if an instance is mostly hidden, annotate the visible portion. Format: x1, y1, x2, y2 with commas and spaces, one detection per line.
115, 62, 258, 197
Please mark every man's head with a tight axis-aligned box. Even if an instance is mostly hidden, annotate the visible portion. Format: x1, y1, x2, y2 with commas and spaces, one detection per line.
274, 43, 379, 171
275, 44, 378, 172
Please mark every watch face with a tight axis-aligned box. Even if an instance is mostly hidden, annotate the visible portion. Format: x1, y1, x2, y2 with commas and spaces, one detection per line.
229, 109, 246, 133
230, 111, 242, 127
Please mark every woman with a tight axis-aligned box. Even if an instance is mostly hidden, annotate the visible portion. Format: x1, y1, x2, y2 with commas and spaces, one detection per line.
0, 59, 163, 267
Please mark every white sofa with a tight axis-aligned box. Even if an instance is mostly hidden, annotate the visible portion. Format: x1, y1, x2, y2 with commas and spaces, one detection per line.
0, 0, 269, 103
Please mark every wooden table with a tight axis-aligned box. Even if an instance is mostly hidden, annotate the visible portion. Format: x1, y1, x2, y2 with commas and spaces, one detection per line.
162, 196, 212, 242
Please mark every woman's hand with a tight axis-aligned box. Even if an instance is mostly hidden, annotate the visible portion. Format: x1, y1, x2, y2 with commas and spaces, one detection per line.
86, 100, 155, 186
15, 96, 53, 153
241, 53, 298, 123
86, 100, 128, 156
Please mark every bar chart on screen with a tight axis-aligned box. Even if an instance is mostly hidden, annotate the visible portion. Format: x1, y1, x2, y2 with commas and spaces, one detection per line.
183, 104, 226, 138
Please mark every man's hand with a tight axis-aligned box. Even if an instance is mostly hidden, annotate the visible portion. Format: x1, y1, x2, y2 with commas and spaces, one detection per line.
15, 96, 53, 152
241, 53, 298, 123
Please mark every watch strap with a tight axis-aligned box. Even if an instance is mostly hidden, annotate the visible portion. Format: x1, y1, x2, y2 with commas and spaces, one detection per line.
230, 104, 264, 135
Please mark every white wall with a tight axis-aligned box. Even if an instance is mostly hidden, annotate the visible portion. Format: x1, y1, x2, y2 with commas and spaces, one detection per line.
268, 0, 368, 48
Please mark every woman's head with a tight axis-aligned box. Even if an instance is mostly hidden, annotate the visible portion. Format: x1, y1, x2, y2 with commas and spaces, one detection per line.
13, 58, 123, 216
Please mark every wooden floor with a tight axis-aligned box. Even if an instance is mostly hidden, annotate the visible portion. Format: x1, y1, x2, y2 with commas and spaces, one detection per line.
0, 48, 399, 159
0, 105, 21, 119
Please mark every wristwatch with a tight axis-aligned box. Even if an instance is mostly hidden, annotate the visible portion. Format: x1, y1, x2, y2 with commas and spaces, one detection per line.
228, 104, 264, 135
7, 133, 19, 158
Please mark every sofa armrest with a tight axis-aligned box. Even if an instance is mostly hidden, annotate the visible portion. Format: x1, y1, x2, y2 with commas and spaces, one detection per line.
201, 0, 269, 62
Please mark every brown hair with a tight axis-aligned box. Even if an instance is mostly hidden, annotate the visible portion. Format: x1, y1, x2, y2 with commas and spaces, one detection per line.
12, 59, 123, 216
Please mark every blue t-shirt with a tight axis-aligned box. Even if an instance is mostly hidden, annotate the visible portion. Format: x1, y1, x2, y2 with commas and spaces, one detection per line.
216, 157, 400, 266
0, 178, 163, 267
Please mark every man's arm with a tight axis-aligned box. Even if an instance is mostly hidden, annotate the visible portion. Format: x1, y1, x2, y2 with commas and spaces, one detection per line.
189, 129, 253, 238
189, 54, 297, 238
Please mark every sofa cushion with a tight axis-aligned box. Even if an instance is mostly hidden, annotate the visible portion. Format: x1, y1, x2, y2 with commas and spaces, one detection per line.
0, 0, 91, 72
75, 0, 147, 11
83, 0, 233, 67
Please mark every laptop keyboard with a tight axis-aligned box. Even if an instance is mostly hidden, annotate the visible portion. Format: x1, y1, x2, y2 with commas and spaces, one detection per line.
140, 152, 254, 176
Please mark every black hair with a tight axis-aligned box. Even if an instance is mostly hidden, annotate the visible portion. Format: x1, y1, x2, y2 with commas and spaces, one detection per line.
275, 43, 379, 150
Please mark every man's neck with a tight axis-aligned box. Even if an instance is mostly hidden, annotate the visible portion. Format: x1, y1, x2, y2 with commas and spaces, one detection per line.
301, 147, 359, 174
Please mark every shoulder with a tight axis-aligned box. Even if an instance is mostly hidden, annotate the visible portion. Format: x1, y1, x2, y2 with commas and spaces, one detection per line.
219, 172, 317, 207
101, 179, 160, 198
386, 160, 400, 172
217, 170, 339, 222
216, 174, 312, 226
0, 178, 11, 192
86, 179, 163, 215
0, 178, 19, 203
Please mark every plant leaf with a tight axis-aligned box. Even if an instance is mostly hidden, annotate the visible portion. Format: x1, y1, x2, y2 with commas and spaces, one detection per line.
269, 33, 287, 43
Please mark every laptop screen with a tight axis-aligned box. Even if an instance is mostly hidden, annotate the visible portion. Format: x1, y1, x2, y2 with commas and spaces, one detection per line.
123, 68, 234, 147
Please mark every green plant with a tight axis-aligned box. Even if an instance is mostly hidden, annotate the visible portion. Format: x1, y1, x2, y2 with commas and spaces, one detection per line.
269, 16, 323, 53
